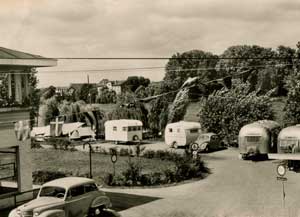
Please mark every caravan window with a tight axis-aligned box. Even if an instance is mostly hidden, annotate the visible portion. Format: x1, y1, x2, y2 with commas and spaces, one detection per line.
122, 127, 127, 131
169, 128, 173, 133
246, 136, 260, 143
113, 126, 117, 131
132, 126, 137, 131
190, 129, 199, 133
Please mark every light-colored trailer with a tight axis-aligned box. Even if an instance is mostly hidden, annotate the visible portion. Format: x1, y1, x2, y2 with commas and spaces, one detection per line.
274, 125, 300, 170
277, 125, 300, 154
238, 120, 280, 159
165, 121, 201, 148
104, 119, 143, 143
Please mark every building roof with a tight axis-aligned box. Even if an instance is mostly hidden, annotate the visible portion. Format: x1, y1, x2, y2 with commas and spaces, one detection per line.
166, 121, 201, 130
104, 119, 143, 126
0, 47, 57, 69
43, 177, 94, 189
98, 79, 125, 87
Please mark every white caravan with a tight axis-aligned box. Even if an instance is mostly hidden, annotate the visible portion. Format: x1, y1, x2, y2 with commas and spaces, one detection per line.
105, 119, 143, 143
165, 121, 201, 148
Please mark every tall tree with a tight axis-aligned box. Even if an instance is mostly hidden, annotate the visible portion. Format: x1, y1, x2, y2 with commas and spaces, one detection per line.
164, 50, 219, 91
79, 84, 97, 103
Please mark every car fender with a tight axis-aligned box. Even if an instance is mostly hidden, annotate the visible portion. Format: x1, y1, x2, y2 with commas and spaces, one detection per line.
8, 209, 17, 217
38, 209, 65, 217
200, 142, 209, 151
90, 196, 111, 208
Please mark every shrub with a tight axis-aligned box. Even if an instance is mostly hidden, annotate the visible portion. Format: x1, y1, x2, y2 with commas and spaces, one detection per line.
142, 150, 156, 159
163, 169, 176, 184
47, 137, 72, 150
111, 174, 127, 186
122, 160, 142, 185
140, 174, 152, 186
119, 148, 130, 156
104, 173, 114, 186
33, 170, 72, 184
150, 172, 162, 185
199, 81, 274, 143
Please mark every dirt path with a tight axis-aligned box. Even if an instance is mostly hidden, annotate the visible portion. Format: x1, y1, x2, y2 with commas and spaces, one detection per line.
104, 148, 300, 217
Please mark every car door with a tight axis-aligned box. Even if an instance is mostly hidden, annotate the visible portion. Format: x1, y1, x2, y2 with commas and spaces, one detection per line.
65, 185, 93, 217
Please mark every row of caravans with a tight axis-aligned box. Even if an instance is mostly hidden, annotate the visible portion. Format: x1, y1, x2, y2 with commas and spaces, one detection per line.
239, 121, 300, 167
105, 119, 202, 147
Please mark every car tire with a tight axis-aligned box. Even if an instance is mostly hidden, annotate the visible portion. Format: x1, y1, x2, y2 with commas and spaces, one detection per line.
191, 143, 199, 151
89, 205, 104, 217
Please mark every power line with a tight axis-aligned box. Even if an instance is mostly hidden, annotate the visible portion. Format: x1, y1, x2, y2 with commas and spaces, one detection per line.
7, 62, 294, 75
50, 57, 300, 60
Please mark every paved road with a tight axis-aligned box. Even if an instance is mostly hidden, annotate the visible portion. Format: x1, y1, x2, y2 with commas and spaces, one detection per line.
103, 148, 300, 217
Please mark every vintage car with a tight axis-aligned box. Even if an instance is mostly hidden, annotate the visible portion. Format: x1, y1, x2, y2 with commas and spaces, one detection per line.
190, 133, 224, 153
9, 177, 111, 217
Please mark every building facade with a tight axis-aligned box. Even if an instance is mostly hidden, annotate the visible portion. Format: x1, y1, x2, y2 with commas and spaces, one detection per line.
97, 79, 124, 95
0, 47, 57, 209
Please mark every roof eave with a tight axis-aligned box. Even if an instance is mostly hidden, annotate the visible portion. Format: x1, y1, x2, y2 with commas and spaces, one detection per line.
0, 58, 57, 68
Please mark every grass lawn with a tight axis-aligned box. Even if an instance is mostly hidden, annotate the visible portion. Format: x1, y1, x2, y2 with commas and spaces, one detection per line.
31, 148, 175, 185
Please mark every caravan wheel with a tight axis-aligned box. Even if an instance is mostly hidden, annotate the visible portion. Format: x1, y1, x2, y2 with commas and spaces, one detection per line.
172, 142, 178, 149
133, 135, 140, 141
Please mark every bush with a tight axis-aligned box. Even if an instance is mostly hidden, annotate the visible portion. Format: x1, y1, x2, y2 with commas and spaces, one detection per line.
33, 170, 72, 184
122, 160, 142, 186
119, 148, 131, 156
111, 174, 127, 186
163, 169, 176, 184
103, 151, 210, 186
140, 174, 152, 186
199, 81, 274, 143
47, 137, 72, 150
142, 150, 156, 159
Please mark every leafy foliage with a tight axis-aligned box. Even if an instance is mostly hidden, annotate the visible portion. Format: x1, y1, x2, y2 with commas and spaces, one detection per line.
96, 86, 117, 104
38, 96, 60, 125
78, 84, 97, 103
168, 88, 190, 123
283, 71, 300, 125
199, 81, 274, 143
164, 50, 220, 91
109, 92, 148, 128
123, 76, 150, 92
147, 95, 170, 135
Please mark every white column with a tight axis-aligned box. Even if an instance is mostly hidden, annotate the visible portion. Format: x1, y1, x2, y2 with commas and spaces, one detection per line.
7, 73, 12, 98
23, 73, 29, 99
14, 73, 22, 103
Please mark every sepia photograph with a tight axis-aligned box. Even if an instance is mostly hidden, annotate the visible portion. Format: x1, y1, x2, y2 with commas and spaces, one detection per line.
0, 0, 300, 216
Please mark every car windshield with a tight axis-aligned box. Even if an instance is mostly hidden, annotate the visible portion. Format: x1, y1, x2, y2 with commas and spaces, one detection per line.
198, 135, 210, 141
39, 186, 66, 199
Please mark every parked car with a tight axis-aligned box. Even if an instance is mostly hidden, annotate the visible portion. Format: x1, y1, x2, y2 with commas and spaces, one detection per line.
190, 133, 224, 153
9, 177, 111, 217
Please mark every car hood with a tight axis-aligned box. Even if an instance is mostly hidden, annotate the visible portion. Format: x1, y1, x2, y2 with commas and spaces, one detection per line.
18, 197, 64, 211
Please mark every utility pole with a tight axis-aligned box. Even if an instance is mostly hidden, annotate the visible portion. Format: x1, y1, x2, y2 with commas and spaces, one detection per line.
87, 74, 91, 105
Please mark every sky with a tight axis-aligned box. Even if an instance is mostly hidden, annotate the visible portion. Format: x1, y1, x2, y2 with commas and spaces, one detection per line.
1, 0, 300, 87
